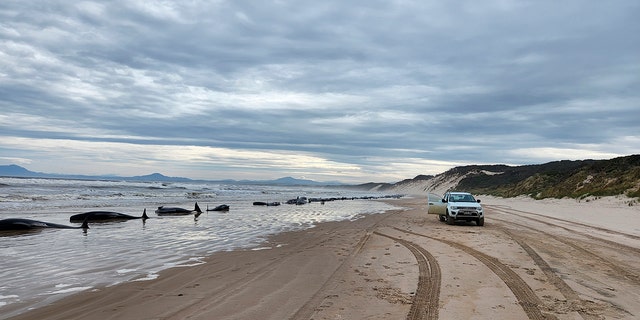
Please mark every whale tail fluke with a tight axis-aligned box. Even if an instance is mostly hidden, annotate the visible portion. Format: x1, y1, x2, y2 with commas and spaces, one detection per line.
142, 208, 149, 220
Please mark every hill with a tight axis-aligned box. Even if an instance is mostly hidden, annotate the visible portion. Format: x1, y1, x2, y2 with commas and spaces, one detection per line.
0, 165, 193, 182
3, 155, 640, 198
0, 165, 342, 186
390, 155, 640, 199
0, 164, 39, 177
129, 173, 193, 182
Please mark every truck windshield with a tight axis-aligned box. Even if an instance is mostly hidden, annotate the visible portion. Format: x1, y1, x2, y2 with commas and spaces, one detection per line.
450, 194, 476, 202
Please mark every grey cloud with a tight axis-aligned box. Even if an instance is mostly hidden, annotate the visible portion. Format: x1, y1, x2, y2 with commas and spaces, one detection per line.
0, 0, 638, 181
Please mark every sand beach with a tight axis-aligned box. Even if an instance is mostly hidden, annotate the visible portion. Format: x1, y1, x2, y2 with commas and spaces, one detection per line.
6, 192, 640, 320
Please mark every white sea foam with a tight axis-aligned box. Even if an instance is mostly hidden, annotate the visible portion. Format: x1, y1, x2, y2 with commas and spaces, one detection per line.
251, 246, 273, 251
133, 273, 159, 281
0, 177, 401, 316
116, 269, 138, 274
44, 286, 92, 295
0, 294, 20, 307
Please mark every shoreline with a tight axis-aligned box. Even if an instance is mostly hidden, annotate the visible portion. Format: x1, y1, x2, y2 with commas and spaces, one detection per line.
0, 184, 401, 318
6, 195, 640, 319
6, 198, 411, 320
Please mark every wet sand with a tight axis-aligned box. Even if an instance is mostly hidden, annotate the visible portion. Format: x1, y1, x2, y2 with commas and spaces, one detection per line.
7, 196, 640, 319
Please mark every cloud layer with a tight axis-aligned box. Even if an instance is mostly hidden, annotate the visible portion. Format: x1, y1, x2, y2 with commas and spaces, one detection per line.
1, 1, 639, 182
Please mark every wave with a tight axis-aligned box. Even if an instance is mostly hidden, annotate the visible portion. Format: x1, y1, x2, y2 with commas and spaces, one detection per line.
0, 177, 402, 318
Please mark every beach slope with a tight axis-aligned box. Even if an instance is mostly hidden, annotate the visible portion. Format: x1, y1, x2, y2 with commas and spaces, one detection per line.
8, 196, 640, 319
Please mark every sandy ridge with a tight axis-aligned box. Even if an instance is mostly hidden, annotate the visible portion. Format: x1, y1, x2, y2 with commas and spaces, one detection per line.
290, 223, 379, 319
491, 214, 640, 287
374, 231, 441, 320
498, 227, 601, 320
394, 227, 551, 320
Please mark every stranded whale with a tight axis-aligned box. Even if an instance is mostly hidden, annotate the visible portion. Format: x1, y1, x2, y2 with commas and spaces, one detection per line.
0, 218, 89, 231
252, 201, 281, 206
207, 204, 230, 211
155, 202, 203, 218
69, 209, 149, 222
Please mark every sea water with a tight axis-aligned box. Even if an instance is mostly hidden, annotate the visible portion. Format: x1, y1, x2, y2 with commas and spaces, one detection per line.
0, 177, 401, 318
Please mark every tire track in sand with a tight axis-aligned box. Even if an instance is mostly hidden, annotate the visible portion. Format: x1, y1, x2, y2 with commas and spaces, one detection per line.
496, 226, 602, 320
486, 204, 640, 244
394, 227, 554, 320
489, 214, 640, 286
290, 212, 392, 320
374, 231, 441, 320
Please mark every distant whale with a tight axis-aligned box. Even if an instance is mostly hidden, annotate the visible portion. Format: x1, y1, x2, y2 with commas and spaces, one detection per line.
252, 201, 281, 206
286, 196, 308, 205
70, 209, 149, 222
0, 218, 89, 231
155, 202, 203, 218
207, 204, 230, 211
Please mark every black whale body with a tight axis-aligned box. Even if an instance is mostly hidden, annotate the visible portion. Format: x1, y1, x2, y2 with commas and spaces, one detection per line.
207, 204, 230, 211
70, 209, 149, 222
286, 197, 308, 205
155, 202, 202, 217
253, 201, 281, 206
0, 218, 89, 231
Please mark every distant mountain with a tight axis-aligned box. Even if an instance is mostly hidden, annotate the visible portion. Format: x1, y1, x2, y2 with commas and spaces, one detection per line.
0, 165, 342, 186
0, 165, 101, 180
9, 154, 639, 199
222, 176, 344, 186
267, 176, 342, 186
0, 164, 40, 177
0, 165, 189, 182
129, 173, 192, 182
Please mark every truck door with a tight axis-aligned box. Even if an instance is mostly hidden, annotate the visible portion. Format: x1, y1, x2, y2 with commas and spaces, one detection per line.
427, 193, 446, 215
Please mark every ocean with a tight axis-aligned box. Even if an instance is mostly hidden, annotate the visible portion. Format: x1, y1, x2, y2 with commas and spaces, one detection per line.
0, 177, 401, 318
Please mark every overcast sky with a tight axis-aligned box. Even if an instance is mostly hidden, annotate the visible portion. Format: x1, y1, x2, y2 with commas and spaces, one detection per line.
1, 1, 639, 183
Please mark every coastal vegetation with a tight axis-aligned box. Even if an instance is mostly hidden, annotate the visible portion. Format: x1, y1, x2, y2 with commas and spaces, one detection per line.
389, 155, 640, 200
3, 155, 639, 200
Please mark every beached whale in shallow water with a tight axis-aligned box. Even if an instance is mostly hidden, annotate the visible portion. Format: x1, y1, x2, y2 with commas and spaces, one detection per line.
155, 202, 202, 217
0, 218, 89, 231
252, 201, 281, 206
286, 196, 308, 205
69, 209, 149, 222
207, 204, 230, 211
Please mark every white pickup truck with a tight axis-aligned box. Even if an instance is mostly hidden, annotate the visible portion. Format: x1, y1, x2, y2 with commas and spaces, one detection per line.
427, 191, 484, 226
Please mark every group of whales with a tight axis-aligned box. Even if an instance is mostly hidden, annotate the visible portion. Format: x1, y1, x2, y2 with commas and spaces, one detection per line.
1, 194, 404, 233
0, 202, 212, 233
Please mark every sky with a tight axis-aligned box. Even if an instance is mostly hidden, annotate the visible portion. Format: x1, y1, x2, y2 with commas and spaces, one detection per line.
1, 1, 639, 183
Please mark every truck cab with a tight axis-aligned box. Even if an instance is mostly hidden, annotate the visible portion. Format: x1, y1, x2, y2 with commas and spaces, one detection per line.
427, 191, 484, 226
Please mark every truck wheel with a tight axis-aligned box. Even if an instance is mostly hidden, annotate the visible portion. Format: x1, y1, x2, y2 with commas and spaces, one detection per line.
439, 215, 446, 222
476, 217, 484, 226
446, 211, 455, 225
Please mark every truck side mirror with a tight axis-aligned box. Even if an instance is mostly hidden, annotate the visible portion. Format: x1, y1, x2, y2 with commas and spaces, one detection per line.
441, 199, 447, 203
477, 199, 481, 203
